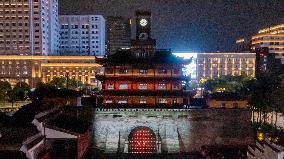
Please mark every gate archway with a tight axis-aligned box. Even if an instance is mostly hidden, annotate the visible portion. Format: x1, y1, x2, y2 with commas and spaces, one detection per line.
128, 126, 157, 153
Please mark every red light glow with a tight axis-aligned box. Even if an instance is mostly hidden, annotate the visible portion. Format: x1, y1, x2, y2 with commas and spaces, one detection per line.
128, 127, 156, 153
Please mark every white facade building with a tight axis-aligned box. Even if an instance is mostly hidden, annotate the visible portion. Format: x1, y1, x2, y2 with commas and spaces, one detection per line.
59, 15, 105, 56
196, 53, 256, 81
0, 0, 60, 56
173, 53, 256, 81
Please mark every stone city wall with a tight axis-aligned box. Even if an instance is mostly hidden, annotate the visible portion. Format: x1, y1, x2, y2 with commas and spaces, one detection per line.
93, 108, 254, 153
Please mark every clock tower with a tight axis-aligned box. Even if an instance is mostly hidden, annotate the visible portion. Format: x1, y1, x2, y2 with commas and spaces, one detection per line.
135, 11, 151, 40
131, 11, 156, 57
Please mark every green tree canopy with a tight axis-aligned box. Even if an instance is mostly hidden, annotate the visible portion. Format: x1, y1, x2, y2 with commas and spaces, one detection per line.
47, 77, 84, 90
0, 81, 12, 101
68, 78, 83, 90
8, 82, 30, 102
48, 77, 66, 89
199, 75, 255, 94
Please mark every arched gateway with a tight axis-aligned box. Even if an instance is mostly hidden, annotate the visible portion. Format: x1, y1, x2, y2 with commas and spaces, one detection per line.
128, 126, 157, 153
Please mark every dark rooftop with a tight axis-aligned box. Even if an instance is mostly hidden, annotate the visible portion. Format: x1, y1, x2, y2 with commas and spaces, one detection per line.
0, 124, 38, 150
34, 88, 82, 98
99, 50, 191, 65
45, 114, 91, 135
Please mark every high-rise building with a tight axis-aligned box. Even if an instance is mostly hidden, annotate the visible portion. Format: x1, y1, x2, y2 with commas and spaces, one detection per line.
196, 53, 256, 81
0, 0, 60, 55
106, 16, 131, 55
251, 24, 284, 77
59, 15, 105, 56
252, 24, 284, 64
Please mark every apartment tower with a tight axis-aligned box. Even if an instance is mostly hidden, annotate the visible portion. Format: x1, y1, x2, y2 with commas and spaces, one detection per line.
0, 0, 60, 55
59, 15, 105, 56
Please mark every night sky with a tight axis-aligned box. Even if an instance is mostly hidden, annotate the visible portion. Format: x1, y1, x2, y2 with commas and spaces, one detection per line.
59, 0, 284, 53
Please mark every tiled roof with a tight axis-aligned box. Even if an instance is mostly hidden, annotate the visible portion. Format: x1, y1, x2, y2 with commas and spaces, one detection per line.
45, 114, 91, 135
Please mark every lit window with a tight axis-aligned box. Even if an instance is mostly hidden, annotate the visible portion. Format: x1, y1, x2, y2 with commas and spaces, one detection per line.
138, 83, 147, 90
105, 100, 113, 103
119, 83, 128, 90
139, 99, 147, 104
158, 98, 167, 104
158, 69, 167, 74
118, 100, 127, 104
173, 98, 178, 103
119, 69, 128, 74
157, 83, 166, 90
139, 69, 148, 74
107, 83, 114, 90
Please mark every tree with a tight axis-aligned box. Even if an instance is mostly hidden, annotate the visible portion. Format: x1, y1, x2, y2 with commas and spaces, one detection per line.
266, 74, 284, 128
8, 82, 30, 107
48, 77, 66, 89
0, 81, 12, 101
68, 78, 84, 90
47, 77, 84, 90
200, 75, 256, 94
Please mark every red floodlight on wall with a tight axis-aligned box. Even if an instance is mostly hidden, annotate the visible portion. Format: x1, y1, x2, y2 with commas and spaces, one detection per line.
128, 126, 157, 153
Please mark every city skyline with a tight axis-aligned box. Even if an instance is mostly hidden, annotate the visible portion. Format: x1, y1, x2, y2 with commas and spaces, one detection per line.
0, 0, 284, 158
59, 0, 284, 52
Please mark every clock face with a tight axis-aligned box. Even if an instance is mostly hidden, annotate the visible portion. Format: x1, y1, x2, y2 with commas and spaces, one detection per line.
139, 33, 148, 40
139, 19, 148, 27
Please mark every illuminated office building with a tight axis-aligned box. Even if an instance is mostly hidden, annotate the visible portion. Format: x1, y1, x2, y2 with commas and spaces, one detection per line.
59, 15, 105, 56
0, 56, 101, 87
196, 53, 255, 81
173, 53, 255, 81
0, 0, 60, 55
